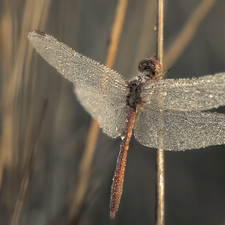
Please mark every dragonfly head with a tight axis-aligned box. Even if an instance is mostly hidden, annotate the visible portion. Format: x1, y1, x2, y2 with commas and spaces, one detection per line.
138, 57, 162, 80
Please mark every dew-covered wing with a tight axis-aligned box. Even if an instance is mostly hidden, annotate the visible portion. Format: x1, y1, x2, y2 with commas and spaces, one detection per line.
141, 73, 225, 111
134, 106, 225, 151
75, 86, 127, 138
27, 30, 128, 99
28, 30, 129, 138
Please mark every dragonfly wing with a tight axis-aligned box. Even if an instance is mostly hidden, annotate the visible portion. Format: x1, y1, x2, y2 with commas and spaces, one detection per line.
28, 30, 129, 138
141, 73, 225, 111
134, 106, 225, 151
75, 86, 127, 138
27, 30, 128, 99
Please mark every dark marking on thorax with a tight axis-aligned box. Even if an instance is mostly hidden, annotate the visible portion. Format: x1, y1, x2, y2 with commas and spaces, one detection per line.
126, 77, 144, 112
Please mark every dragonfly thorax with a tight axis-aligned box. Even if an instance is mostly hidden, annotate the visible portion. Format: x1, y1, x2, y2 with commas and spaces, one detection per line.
126, 79, 143, 112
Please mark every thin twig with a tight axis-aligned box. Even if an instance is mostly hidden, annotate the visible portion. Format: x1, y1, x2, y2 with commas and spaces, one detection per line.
156, 0, 164, 66
164, 0, 217, 70
155, 0, 165, 225
68, 0, 128, 222
10, 100, 48, 225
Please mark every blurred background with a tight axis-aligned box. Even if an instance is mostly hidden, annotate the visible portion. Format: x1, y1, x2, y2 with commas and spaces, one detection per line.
0, 0, 225, 224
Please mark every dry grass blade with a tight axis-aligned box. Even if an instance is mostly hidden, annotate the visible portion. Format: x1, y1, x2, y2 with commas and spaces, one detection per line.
68, 0, 128, 222
155, 148, 165, 225
10, 100, 48, 225
0, 0, 51, 188
104, 0, 128, 68
156, 0, 164, 66
68, 118, 100, 221
0, 6, 14, 188
0, 0, 51, 224
164, 0, 217, 70
155, 0, 165, 225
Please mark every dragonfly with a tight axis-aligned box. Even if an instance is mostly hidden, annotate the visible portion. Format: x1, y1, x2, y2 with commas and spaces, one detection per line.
28, 30, 225, 219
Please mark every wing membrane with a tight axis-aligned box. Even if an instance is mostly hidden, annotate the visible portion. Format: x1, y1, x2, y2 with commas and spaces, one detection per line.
134, 106, 225, 151
75, 86, 127, 138
28, 30, 129, 138
141, 73, 225, 111
28, 30, 128, 100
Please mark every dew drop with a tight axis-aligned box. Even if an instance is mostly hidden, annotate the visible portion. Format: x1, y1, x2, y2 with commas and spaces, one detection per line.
154, 25, 157, 30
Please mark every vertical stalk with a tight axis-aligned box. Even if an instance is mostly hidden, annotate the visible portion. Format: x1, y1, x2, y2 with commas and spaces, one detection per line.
155, 0, 165, 225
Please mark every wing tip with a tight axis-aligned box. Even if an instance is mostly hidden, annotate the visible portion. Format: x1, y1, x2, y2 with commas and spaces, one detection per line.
27, 30, 46, 39
33, 30, 46, 36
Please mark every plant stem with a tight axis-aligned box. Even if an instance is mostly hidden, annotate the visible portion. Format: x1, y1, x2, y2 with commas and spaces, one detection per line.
155, 0, 165, 225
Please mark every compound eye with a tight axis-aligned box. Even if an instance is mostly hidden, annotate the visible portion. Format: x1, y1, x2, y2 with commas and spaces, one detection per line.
150, 57, 162, 74
138, 58, 150, 72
